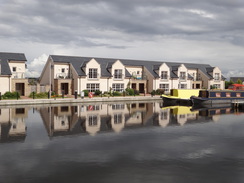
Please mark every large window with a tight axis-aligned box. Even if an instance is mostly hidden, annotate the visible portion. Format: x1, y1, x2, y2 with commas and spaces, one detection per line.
88, 68, 98, 79
214, 73, 220, 81
161, 71, 168, 80
87, 83, 100, 92
112, 83, 124, 92
213, 84, 221, 89
114, 114, 122, 124
114, 69, 123, 79
180, 72, 186, 80
180, 84, 187, 89
159, 84, 169, 91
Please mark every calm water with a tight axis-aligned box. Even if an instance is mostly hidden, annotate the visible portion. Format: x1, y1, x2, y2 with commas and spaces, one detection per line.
1, 101, 244, 183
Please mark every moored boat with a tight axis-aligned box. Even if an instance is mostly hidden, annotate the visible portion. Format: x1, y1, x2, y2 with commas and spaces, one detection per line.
161, 89, 200, 106
191, 90, 244, 106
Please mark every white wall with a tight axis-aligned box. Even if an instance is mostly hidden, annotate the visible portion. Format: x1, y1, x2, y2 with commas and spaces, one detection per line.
0, 77, 10, 94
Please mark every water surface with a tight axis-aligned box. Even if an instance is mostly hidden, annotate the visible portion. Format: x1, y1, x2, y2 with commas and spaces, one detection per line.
1, 102, 244, 183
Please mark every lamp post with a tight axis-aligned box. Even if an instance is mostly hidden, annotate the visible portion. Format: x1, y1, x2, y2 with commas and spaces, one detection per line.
49, 62, 53, 99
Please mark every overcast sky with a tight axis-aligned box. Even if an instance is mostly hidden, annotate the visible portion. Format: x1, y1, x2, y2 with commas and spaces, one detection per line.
1, 0, 244, 79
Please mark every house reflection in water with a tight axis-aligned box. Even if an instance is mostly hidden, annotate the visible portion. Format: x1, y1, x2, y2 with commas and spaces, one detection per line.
39, 102, 156, 137
0, 107, 27, 143
38, 102, 240, 138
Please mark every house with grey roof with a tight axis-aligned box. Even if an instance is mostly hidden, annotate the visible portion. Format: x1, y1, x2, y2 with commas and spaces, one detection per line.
39, 55, 226, 95
0, 52, 29, 96
230, 77, 244, 84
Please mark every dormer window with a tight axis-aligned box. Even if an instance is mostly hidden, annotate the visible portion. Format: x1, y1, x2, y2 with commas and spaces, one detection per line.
161, 71, 168, 80
180, 72, 186, 80
214, 73, 220, 81
88, 68, 98, 78
114, 69, 123, 79
13, 67, 16, 72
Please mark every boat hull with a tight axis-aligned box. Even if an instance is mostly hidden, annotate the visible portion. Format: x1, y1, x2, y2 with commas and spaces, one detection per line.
191, 96, 244, 106
162, 95, 192, 106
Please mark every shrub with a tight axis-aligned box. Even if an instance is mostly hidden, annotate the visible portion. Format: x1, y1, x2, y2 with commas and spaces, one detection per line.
125, 88, 134, 96
83, 90, 89, 96
113, 91, 122, 96
134, 90, 140, 95
94, 90, 102, 96
29, 92, 48, 99
3, 91, 19, 99
156, 89, 165, 95
150, 90, 156, 96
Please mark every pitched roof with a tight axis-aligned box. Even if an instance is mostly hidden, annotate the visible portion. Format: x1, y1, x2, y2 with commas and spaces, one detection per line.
0, 52, 27, 75
230, 77, 244, 82
49, 55, 220, 79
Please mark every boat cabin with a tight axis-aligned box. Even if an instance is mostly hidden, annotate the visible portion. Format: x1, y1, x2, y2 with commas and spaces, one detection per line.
199, 90, 244, 98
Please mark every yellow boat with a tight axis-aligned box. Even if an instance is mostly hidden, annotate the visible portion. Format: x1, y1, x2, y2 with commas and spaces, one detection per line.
161, 89, 200, 106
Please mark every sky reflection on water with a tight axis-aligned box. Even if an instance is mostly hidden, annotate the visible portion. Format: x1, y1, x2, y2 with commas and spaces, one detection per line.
0, 102, 244, 183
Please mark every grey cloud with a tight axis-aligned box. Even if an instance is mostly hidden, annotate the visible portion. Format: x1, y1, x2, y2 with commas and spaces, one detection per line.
2, 0, 244, 47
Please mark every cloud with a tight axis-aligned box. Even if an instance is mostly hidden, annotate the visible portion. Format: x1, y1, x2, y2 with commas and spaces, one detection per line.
0, 0, 244, 78
26, 54, 48, 78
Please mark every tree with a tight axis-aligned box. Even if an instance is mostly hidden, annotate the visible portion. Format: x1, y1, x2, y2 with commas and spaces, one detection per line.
225, 80, 234, 89
236, 79, 243, 84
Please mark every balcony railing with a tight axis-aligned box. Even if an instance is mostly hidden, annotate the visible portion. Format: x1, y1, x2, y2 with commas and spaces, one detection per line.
55, 73, 70, 79
132, 75, 147, 80
12, 72, 25, 79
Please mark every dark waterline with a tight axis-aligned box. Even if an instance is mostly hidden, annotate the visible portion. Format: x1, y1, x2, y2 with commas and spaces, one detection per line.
1, 102, 244, 183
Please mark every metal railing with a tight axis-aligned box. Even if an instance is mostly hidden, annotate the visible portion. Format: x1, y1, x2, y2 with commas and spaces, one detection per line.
55, 73, 70, 79
12, 72, 25, 79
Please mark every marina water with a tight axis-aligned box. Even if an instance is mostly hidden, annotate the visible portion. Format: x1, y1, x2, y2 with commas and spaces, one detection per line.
1, 101, 244, 183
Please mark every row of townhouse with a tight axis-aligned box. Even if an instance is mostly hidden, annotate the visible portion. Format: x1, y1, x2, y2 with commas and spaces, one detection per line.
0, 52, 226, 96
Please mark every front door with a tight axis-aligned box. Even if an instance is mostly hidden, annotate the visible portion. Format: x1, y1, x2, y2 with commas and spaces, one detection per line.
16, 83, 25, 96
61, 83, 69, 95
139, 83, 144, 93
132, 83, 136, 90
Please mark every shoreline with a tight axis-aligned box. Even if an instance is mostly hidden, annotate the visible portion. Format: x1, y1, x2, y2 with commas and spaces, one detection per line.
0, 96, 162, 106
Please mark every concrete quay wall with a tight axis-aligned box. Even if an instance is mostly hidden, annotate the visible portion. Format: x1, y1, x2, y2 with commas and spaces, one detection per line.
0, 96, 162, 106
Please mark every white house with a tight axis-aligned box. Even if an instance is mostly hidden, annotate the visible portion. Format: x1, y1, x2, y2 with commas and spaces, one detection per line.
39, 55, 226, 95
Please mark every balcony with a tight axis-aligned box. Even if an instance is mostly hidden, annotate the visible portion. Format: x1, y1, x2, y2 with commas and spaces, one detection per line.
12, 72, 25, 79
131, 74, 147, 80
55, 73, 70, 79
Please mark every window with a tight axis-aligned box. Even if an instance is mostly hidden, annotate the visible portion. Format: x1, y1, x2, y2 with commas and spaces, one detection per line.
13, 67, 16, 72
86, 105, 100, 111
159, 84, 169, 91
180, 72, 186, 80
88, 68, 98, 79
214, 73, 220, 81
114, 69, 123, 79
112, 83, 124, 92
114, 114, 122, 124
87, 83, 100, 92
61, 68, 65, 73
180, 84, 187, 89
161, 71, 168, 80
161, 111, 168, 120
213, 84, 221, 89
88, 115, 98, 126
112, 104, 125, 110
